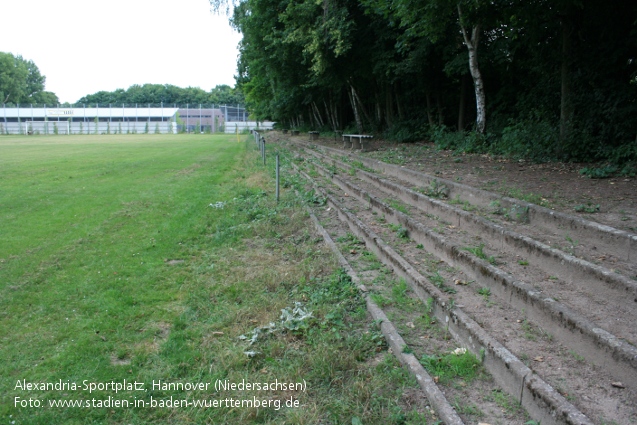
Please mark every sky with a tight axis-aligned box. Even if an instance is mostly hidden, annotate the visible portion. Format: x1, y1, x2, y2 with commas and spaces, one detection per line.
1, 0, 242, 103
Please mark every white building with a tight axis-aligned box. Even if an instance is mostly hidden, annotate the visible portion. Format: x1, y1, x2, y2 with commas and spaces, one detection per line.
224, 121, 276, 133
1, 106, 180, 135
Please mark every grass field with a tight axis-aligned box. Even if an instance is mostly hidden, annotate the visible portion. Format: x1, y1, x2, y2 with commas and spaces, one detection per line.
0, 134, 427, 424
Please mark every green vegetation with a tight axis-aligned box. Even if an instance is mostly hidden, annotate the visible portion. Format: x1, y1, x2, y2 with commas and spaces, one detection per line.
420, 350, 482, 384
1, 134, 423, 423
228, 0, 637, 167
486, 389, 525, 416
0, 52, 58, 105
388, 223, 409, 240
477, 287, 492, 300
420, 179, 450, 199
463, 243, 497, 265
75, 83, 244, 106
386, 198, 410, 215
429, 272, 456, 294
574, 203, 600, 213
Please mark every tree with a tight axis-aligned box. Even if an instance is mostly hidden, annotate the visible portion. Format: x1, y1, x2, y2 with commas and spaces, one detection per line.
0, 52, 58, 105
75, 83, 243, 106
0, 52, 28, 104
217, 0, 637, 163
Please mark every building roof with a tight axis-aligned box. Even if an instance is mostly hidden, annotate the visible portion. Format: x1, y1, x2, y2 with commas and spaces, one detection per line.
1, 107, 179, 119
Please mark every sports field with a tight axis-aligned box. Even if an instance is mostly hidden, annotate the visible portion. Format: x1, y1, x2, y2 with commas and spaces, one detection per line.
0, 134, 425, 424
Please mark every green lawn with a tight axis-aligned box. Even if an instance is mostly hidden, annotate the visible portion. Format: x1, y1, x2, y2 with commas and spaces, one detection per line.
1, 134, 426, 424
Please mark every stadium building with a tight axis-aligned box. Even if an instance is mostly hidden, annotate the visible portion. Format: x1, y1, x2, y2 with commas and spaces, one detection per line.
0, 105, 179, 135
0, 104, 273, 135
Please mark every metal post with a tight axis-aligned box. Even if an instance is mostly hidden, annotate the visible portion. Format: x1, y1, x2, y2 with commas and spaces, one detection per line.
261, 137, 266, 165
276, 154, 280, 203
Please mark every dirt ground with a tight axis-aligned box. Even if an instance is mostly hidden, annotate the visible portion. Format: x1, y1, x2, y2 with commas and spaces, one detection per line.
289, 134, 637, 424
315, 137, 637, 234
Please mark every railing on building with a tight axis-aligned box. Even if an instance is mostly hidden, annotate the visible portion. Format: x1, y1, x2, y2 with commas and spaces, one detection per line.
0, 103, 249, 135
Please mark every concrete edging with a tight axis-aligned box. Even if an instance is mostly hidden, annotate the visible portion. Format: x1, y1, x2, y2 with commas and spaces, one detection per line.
306, 202, 464, 425
294, 163, 592, 425
305, 142, 637, 262
304, 154, 637, 390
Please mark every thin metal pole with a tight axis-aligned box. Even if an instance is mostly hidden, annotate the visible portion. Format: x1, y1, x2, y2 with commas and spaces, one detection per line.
276, 154, 280, 203
260, 137, 265, 165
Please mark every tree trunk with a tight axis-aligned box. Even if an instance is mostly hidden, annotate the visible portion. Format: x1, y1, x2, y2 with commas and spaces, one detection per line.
375, 91, 382, 126
395, 90, 404, 120
312, 102, 325, 128
349, 85, 363, 133
326, 92, 340, 131
559, 17, 574, 146
385, 87, 394, 127
308, 108, 314, 129
436, 94, 444, 126
324, 100, 335, 131
426, 93, 435, 126
351, 84, 374, 131
458, 4, 486, 134
458, 74, 469, 131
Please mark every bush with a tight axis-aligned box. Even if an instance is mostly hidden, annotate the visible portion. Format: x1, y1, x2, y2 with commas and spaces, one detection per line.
429, 125, 489, 154
497, 119, 559, 162
383, 119, 429, 143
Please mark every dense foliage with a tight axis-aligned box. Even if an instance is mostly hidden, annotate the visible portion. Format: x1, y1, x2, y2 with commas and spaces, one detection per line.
75, 84, 245, 106
0, 52, 58, 105
222, 0, 637, 164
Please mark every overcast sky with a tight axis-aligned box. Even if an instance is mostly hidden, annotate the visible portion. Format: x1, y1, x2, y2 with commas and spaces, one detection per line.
1, 0, 242, 103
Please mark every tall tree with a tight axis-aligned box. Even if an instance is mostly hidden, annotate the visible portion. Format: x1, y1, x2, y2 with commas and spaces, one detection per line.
0, 52, 57, 105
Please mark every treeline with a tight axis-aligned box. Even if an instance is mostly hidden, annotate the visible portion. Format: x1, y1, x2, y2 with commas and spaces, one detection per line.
226, 0, 637, 164
0, 52, 58, 105
76, 84, 245, 107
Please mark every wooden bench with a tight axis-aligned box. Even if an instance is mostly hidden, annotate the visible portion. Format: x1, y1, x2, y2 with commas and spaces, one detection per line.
291, 130, 300, 136
308, 131, 319, 141
342, 134, 373, 151
282, 129, 288, 134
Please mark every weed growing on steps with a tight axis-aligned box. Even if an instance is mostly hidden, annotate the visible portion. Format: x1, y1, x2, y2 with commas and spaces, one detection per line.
385, 198, 410, 215
388, 223, 410, 240
485, 389, 526, 416
463, 243, 497, 265
420, 350, 482, 384
574, 203, 600, 213
429, 271, 457, 294
477, 287, 492, 301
